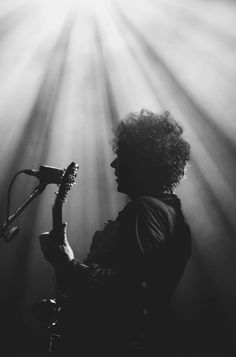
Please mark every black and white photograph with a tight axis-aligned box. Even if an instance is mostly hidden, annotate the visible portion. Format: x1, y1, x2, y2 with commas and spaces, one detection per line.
0, 0, 235, 356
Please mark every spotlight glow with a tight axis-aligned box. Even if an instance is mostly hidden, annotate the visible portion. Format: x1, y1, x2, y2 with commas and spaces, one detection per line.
0, 1, 236, 348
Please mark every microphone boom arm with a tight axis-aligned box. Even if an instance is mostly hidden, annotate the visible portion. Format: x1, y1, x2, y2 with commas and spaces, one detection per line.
0, 183, 47, 241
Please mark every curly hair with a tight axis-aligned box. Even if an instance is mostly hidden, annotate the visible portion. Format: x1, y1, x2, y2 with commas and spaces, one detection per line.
112, 109, 190, 193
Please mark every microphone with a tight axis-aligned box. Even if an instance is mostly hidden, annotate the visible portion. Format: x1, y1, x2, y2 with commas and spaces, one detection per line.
23, 165, 64, 184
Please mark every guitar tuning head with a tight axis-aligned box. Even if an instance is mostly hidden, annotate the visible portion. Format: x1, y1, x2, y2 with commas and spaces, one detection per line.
55, 162, 79, 203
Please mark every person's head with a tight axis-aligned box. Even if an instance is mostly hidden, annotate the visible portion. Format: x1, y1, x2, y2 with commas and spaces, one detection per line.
111, 109, 190, 198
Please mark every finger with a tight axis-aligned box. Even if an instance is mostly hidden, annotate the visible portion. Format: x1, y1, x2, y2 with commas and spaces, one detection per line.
62, 222, 67, 229
51, 223, 67, 236
39, 232, 50, 244
39, 232, 53, 251
51, 223, 68, 244
39, 232, 50, 238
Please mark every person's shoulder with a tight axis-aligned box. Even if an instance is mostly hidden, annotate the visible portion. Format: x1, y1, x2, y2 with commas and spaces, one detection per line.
134, 195, 171, 211
122, 195, 177, 218
134, 195, 178, 223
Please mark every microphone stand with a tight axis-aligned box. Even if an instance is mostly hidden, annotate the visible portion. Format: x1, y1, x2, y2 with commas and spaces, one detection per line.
0, 182, 47, 241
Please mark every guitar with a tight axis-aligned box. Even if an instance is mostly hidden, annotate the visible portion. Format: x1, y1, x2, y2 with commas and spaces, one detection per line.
33, 161, 79, 353
52, 161, 79, 240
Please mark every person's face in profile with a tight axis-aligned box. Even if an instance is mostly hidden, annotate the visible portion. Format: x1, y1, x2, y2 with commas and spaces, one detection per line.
111, 154, 161, 198
111, 156, 141, 197
111, 156, 130, 194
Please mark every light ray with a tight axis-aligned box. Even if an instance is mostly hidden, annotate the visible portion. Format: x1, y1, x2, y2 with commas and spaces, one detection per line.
0, 0, 236, 353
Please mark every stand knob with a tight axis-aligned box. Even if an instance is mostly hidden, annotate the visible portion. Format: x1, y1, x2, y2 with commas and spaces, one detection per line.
4, 226, 20, 241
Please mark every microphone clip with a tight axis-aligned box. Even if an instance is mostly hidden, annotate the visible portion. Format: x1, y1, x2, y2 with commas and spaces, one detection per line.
24, 165, 64, 185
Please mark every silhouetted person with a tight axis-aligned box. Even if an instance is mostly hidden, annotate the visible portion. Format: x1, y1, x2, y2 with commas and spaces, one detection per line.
39, 109, 191, 356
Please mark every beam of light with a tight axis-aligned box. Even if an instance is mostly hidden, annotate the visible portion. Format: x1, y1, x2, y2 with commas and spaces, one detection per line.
108, 0, 236, 311
0, 0, 236, 352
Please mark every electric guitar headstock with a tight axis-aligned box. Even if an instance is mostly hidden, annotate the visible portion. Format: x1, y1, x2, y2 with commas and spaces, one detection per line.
55, 162, 79, 208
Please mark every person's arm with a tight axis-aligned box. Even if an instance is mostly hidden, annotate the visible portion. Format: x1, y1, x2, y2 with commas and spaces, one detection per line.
39, 199, 169, 298
39, 223, 141, 299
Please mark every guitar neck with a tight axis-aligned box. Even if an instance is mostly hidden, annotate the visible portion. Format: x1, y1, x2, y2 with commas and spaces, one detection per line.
51, 162, 78, 243
52, 203, 63, 239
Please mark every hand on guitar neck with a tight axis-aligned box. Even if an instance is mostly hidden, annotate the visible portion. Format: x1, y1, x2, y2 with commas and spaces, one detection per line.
39, 223, 74, 268
39, 162, 78, 270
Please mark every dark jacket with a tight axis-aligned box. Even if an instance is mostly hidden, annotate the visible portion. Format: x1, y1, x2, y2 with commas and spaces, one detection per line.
56, 194, 191, 354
